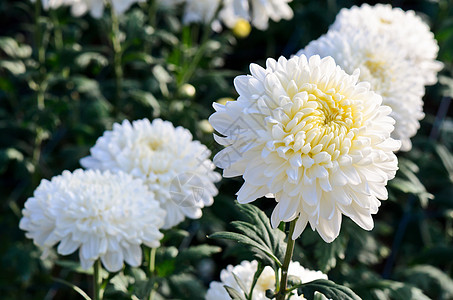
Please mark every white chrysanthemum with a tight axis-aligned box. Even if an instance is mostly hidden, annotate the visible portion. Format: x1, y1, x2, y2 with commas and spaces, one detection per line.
19, 169, 164, 272
297, 29, 425, 151
206, 260, 328, 299
210, 55, 400, 242
81, 118, 221, 229
330, 3, 442, 85
182, 0, 221, 25
31, 0, 144, 18
219, 0, 293, 30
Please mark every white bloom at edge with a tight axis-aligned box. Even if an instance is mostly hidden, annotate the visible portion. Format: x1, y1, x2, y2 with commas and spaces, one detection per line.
209, 55, 400, 243
31, 0, 145, 18
330, 3, 442, 85
19, 169, 165, 272
219, 0, 294, 30
205, 260, 328, 299
80, 118, 221, 229
297, 29, 425, 151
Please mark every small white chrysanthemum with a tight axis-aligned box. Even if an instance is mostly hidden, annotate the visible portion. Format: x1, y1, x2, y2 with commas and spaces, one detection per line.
81, 118, 221, 229
210, 55, 400, 242
31, 0, 144, 18
206, 260, 328, 299
19, 169, 164, 272
330, 3, 442, 85
297, 29, 425, 151
219, 0, 294, 30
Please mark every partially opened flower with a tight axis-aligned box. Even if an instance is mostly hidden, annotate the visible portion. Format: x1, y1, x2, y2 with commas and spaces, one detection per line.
210, 55, 400, 242
330, 3, 442, 85
81, 118, 221, 229
297, 29, 425, 151
19, 169, 164, 272
206, 260, 328, 299
219, 0, 294, 30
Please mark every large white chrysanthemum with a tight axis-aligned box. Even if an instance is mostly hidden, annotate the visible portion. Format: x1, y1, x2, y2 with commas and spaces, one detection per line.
330, 3, 442, 85
80, 118, 221, 229
209, 55, 400, 242
297, 29, 425, 151
19, 169, 164, 272
31, 0, 144, 18
219, 0, 293, 30
205, 260, 328, 299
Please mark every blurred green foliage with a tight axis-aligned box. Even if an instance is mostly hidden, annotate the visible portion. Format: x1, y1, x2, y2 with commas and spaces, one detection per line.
0, 0, 452, 299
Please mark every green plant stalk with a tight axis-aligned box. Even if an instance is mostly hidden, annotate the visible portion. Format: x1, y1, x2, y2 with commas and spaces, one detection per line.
148, 247, 157, 300
34, 0, 46, 110
110, 5, 123, 107
177, 24, 211, 88
93, 260, 103, 300
276, 219, 297, 300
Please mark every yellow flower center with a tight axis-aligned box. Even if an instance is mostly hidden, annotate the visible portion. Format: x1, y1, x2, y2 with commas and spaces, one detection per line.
233, 18, 252, 39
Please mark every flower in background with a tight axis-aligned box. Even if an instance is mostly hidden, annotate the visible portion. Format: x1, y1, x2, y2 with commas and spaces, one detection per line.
297, 29, 425, 151
19, 169, 164, 272
182, 0, 221, 26
330, 3, 442, 86
219, 0, 294, 30
210, 55, 400, 242
81, 118, 221, 229
31, 0, 145, 18
205, 260, 328, 299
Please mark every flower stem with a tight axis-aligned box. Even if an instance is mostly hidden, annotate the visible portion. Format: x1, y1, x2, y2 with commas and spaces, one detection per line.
148, 247, 157, 300
110, 5, 123, 107
276, 219, 297, 300
93, 260, 103, 300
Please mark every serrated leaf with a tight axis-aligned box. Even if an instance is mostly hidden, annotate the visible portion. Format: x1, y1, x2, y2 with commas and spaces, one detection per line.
297, 279, 361, 300
224, 285, 247, 300
396, 265, 453, 299
209, 231, 282, 267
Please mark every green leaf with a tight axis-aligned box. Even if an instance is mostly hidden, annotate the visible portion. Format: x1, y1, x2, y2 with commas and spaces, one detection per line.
75, 52, 108, 69
435, 144, 453, 182
0, 37, 32, 59
129, 90, 161, 117
175, 244, 221, 265
0, 60, 26, 75
297, 279, 361, 300
396, 265, 453, 299
352, 280, 430, 300
224, 285, 247, 300
209, 231, 282, 267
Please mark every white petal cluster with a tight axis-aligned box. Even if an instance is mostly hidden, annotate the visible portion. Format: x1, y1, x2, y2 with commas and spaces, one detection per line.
219, 0, 293, 30
182, 0, 222, 25
210, 55, 400, 242
205, 260, 328, 299
31, 0, 144, 18
330, 3, 442, 86
81, 118, 221, 229
297, 29, 425, 151
19, 169, 164, 272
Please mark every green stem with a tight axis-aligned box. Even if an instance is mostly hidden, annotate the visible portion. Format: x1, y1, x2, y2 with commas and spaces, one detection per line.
50, 11, 63, 51
149, 247, 157, 300
110, 5, 123, 107
148, 0, 158, 29
276, 219, 298, 300
177, 24, 211, 88
34, 0, 46, 110
93, 260, 103, 300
